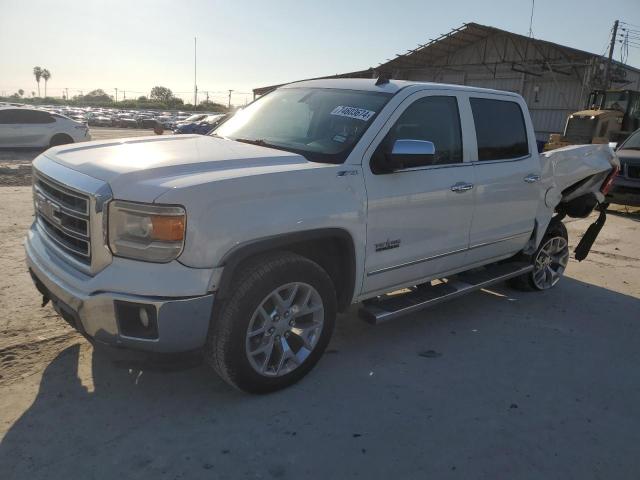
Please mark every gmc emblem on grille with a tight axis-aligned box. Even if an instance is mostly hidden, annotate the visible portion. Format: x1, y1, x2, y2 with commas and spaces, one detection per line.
35, 194, 62, 225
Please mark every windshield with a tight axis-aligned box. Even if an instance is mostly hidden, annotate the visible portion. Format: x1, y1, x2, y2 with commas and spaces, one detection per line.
184, 114, 206, 122
620, 129, 640, 150
213, 87, 392, 164
603, 92, 629, 112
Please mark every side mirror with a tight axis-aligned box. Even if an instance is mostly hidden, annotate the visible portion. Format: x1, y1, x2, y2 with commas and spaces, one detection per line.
391, 139, 436, 156
380, 139, 436, 171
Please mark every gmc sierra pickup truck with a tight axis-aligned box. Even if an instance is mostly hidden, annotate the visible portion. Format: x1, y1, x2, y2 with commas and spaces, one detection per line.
26, 79, 618, 392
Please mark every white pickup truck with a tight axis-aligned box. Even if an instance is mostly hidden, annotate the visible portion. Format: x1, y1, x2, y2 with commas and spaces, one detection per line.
26, 79, 618, 392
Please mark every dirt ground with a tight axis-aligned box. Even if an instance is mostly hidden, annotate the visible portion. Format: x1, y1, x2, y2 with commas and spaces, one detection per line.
0, 139, 639, 478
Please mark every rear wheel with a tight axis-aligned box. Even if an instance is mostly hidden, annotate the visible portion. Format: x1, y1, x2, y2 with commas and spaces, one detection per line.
49, 134, 73, 147
509, 220, 569, 291
205, 252, 336, 393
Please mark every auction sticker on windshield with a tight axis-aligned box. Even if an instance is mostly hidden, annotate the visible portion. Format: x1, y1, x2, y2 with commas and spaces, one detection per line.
330, 106, 375, 121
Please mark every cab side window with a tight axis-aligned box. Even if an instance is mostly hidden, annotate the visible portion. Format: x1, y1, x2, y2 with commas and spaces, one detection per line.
0, 109, 20, 124
380, 96, 463, 167
13, 110, 55, 124
470, 98, 529, 160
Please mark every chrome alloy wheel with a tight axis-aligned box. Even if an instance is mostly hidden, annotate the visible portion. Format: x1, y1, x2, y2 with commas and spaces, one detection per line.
245, 282, 325, 377
532, 236, 569, 289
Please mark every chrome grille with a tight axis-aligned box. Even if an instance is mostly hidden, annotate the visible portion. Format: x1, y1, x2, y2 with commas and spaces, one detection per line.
627, 165, 640, 179
33, 171, 91, 264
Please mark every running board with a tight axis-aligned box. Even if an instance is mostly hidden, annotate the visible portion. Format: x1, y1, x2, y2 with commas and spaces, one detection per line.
359, 261, 533, 325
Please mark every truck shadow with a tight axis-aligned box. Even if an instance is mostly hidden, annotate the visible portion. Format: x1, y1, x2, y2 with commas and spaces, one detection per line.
2, 276, 639, 479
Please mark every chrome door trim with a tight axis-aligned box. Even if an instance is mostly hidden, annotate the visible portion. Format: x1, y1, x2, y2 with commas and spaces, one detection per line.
470, 154, 532, 166
468, 230, 531, 250
367, 230, 532, 277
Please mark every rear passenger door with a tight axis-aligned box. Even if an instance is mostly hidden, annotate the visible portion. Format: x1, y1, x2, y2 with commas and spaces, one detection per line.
0, 109, 22, 146
465, 95, 541, 264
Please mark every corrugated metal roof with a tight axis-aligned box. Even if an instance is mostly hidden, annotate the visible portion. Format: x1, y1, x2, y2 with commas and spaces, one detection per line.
380, 22, 640, 74
253, 22, 640, 95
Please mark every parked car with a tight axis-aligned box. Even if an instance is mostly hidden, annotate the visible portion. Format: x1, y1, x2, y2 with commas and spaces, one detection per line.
174, 114, 226, 135
25, 79, 617, 393
175, 114, 207, 128
606, 128, 640, 206
118, 117, 138, 128
0, 106, 90, 147
88, 115, 112, 127
156, 115, 176, 129
140, 118, 161, 129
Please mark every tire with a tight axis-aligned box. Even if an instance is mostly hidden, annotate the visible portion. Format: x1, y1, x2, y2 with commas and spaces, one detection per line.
508, 220, 569, 291
205, 252, 337, 393
49, 134, 73, 147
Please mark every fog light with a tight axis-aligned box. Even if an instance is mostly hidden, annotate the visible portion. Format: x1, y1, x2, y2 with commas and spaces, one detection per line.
139, 307, 150, 328
114, 301, 158, 339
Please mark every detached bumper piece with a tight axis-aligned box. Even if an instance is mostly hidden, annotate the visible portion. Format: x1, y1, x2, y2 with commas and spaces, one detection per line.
574, 206, 607, 262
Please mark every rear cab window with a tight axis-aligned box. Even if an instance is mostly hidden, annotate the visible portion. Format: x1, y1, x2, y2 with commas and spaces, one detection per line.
470, 98, 529, 161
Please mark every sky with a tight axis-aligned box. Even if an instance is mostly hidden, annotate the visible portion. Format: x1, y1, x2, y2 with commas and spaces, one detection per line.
1, 0, 638, 105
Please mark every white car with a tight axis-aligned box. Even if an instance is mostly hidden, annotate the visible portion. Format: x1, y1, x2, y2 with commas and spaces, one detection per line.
25, 79, 617, 393
0, 106, 91, 148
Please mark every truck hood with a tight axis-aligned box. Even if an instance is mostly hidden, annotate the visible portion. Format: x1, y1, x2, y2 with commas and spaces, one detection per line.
43, 135, 314, 202
572, 109, 623, 118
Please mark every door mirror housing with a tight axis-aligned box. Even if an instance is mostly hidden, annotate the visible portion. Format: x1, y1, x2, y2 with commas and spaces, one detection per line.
373, 139, 436, 173
391, 139, 436, 157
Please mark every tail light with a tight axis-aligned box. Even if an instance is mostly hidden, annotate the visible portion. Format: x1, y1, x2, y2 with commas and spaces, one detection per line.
600, 165, 620, 195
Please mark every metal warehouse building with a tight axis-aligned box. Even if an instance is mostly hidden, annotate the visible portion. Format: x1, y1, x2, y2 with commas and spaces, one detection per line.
253, 22, 640, 141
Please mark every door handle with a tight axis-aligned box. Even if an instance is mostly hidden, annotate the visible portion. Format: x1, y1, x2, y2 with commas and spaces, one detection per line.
450, 182, 474, 193
524, 174, 541, 183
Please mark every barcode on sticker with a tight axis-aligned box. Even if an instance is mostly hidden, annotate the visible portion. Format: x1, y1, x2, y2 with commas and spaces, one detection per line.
330, 106, 375, 121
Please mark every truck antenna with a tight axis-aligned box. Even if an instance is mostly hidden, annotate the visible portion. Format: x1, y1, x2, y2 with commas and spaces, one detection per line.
375, 75, 390, 86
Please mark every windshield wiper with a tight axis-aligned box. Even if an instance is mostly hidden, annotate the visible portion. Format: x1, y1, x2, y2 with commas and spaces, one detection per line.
233, 138, 272, 147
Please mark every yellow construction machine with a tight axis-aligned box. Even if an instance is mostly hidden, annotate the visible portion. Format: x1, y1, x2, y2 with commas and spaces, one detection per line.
545, 89, 640, 150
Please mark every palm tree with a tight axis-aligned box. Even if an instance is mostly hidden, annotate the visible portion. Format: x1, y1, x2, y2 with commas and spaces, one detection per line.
42, 69, 51, 98
18, 89, 24, 97
33, 66, 42, 97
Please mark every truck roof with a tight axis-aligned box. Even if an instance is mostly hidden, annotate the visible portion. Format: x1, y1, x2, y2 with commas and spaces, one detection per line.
281, 78, 522, 99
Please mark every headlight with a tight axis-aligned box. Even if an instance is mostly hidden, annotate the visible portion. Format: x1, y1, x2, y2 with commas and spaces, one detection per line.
108, 201, 186, 262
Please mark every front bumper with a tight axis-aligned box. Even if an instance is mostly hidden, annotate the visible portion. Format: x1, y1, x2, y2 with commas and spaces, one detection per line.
25, 224, 215, 353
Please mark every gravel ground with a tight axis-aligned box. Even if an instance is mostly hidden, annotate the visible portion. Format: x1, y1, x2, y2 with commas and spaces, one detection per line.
0, 139, 639, 478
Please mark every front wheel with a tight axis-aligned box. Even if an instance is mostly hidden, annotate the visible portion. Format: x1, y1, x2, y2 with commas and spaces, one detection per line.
205, 252, 336, 393
509, 220, 569, 291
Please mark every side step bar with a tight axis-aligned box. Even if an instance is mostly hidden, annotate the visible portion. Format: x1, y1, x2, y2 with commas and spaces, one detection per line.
359, 261, 533, 325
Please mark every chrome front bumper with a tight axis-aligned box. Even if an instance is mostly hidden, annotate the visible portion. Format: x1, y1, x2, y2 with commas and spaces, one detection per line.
26, 224, 215, 353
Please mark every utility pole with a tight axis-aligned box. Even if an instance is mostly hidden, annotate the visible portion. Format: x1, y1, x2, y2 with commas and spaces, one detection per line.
123, 90, 126, 100
527, 0, 535, 38
205, 91, 209, 104
194, 37, 198, 110
65, 87, 69, 100
604, 20, 619, 89
115, 88, 118, 103
228, 89, 233, 109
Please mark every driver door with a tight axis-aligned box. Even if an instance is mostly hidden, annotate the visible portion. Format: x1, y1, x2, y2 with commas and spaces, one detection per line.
361, 92, 476, 295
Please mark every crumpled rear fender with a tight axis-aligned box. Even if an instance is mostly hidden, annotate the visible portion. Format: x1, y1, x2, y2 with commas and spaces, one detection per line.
529, 144, 618, 249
